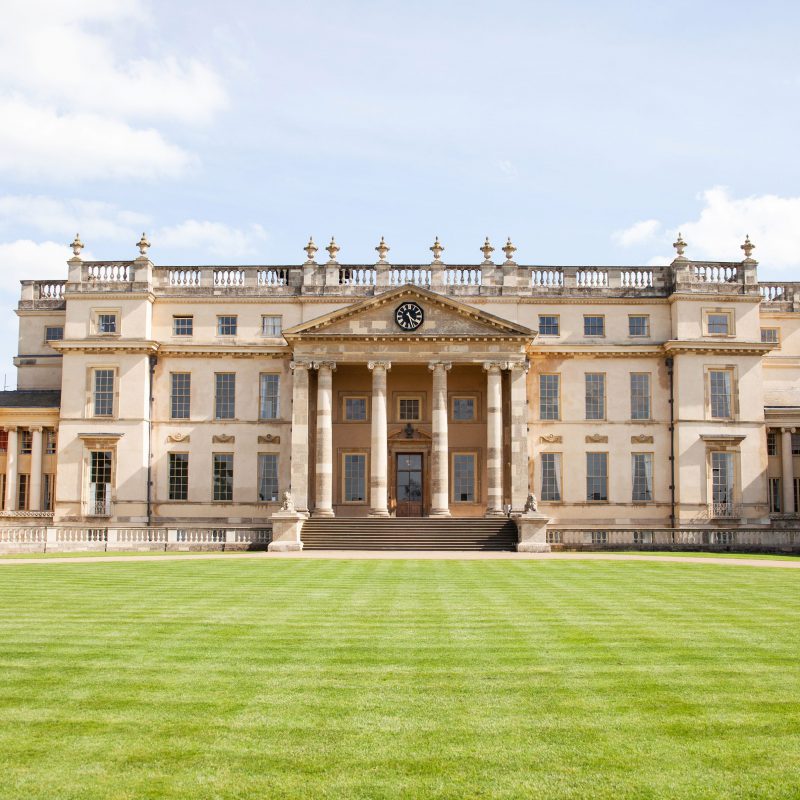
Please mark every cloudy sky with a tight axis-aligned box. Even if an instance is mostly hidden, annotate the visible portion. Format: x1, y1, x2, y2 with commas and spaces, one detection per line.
1, 0, 799, 382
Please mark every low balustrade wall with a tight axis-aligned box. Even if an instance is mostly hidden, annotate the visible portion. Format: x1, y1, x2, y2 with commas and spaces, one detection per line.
0, 526, 272, 553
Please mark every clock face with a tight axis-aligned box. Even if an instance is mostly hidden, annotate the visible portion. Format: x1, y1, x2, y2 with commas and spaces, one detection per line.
395, 302, 424, 331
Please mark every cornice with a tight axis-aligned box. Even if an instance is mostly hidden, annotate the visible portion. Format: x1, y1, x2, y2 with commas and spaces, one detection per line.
663, 339, 774, 355
158, 345, 288, 358
668, 292, 760, 305
528, 344, 663, 358
51, 339, 159, 355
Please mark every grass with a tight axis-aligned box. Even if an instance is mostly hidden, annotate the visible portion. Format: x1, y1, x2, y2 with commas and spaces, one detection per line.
0, 559, 798, 799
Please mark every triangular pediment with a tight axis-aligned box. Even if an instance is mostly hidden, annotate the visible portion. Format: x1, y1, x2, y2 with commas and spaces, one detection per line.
282, 285, 535, 340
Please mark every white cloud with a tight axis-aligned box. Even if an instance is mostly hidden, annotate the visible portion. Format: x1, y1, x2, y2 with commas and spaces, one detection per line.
156, 221, 269, 258
678, 187, 800, 269
612, 219, 661, 247
0, 239, 78, 286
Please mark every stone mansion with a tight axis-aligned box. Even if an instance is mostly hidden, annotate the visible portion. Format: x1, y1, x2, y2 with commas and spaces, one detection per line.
1, 232, 798, 550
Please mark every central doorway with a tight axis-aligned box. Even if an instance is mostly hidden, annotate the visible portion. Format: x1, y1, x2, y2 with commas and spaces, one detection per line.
396, 452, 423, 517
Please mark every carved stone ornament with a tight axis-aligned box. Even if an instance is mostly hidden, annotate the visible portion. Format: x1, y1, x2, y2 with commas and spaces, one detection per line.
502, 237, 517, 264
281, 490, 295, 512
136, 232, 151, 256
430, 236, 444, 262
585, 434, 608, 443
631, 434, 654, 444
167, 433, 190, 443
258, 434, 281, 444
325, 236, 340, 263
673, 232, 687, 259
304, 236, 318, 263
70, 233, 84, 257
212, 434, 235, 443
375, 236, 390, 262
741, 234, 756, 261
539, 434, 562, 443
480, 237, 494, 263
524, 493, 538, 513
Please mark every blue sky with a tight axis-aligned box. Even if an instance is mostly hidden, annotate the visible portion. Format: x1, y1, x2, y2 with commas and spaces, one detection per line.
1, 0, 799, 382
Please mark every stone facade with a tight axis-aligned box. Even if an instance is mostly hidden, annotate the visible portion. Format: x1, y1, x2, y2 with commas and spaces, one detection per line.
2, 236, 800, 548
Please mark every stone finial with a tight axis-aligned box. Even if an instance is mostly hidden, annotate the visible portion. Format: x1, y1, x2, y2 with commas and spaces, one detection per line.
375, 236, 390, 262
741, 234, 756, 261
480, 236, 495, 263
502, 237, 517, 264
430, 236, 444, 262
70, 233, 84, 257
303, 236, 318, 263
673, 232, 687, 259
325, 236, 340, 263
136, 232, 151, 256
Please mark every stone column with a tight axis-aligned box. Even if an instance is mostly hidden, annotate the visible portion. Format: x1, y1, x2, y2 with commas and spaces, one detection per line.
29, 427, 43, 512
509, 361, 530, 513
429, 361, 452, 516
313, 361, 336, 516
782, 427, 795, 515
4, 427, 17, 511
484, 362, 504, 516
289, 361, 311, 515
368, 361, 391, 516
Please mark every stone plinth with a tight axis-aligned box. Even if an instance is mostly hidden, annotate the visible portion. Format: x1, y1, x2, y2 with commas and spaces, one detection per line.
515, 511, 551, 552
268, 511, 306, 551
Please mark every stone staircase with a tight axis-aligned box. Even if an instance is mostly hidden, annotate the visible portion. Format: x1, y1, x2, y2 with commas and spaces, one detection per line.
300, 517, 519, 551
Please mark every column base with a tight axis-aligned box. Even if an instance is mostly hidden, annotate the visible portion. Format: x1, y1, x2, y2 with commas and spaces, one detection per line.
484, 509, 506, 518
312, 508, 335, 518
429, 509, 451, 518
369, 510, 391, 518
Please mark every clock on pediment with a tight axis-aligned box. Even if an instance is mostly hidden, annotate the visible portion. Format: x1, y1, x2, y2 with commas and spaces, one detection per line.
394, 301, 424, 331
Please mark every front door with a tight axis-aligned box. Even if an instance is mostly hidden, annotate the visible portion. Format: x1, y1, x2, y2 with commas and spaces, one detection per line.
396, 453, 423, 517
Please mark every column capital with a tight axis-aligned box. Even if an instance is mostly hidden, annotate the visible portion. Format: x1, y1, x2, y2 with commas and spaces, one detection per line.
290, 360, 312, 371
483, 361, 504, 374
507, 360, 530, 373
368, 361, 392, 371
428, 361, 452, 372
4, 425, 17, 433
311, 361, 337, 371
29, 426, 43, 433
782, 426, 796, 434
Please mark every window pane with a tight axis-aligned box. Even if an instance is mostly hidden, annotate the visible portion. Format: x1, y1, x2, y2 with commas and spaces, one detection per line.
632, 453, 653, 501
217, 316, 237, 336
19, 430, 32, 454
584, 316, 604, 336
45, 428, 57, 454
761, 328, 779, 344
89, 451, 112, 514
628, 315, 649, 336
93, 369, 114, 416
711, 452, 735, 513
345, 397, 367, 421
453, 454, 475, 502
707, 313, 730, 335
539, 374, 560, 420
538, 315, 559, 335
258, 454, 279, 501
45, 326, 64, 341
452, 397, 475, 421
585, 373, 605, 420
709, 370, 732, 418
399, 398, 420, 421
98, 314, 117, 334
259, 374, 280, 419
173, 316, 193, 336
17, 474, 29, 510
215, 373, 236, 419
586, 452, 608, 501
344, 454, 366, 502
262, 316, 282, 336
168, 453, 189, 501
213, 454, 233, 501
541, 453, 562, 501
170, 373, 191, 419
630, 373, 651, 420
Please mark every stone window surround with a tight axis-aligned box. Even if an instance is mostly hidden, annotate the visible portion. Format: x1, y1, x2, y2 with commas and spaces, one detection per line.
704, 364, 738, 421
340, 450, 368, 504
703, 307, 735, 337
341, 394, 370, 423
395, 393, 424, 423
628, 314, 650, 337
449, 393, 479, 423
91, 308, 120, 337
86, 365, 119, 419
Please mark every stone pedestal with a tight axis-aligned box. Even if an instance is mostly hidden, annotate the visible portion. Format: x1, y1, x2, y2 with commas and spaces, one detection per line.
515, 512, 551, 552
268, 511, 306, 551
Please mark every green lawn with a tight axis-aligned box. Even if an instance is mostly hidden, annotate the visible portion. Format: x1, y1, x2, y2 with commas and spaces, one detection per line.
0, 560, 798, 799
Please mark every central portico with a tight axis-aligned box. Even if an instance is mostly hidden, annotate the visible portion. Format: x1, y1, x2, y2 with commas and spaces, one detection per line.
282, 286, 536, 519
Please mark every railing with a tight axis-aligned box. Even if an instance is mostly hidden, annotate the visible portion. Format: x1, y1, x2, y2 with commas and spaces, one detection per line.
86, 263, 131, 282
710, 502, 740, 519
0, 528, 47, 543
620, 269, 654, 288
546, 527, 800, 550
169, 268, 201, 287
760, 283, 799, 303
576, 269, 608, 287
259, 268, 289, 286
176, 528, 227, 543
37, 282, 66, 299
446, 268, 482, 286
391, 268, 431, 287
531, 269, 564, 287
339, 268, 376, 286
84, 497, 113, 517
116, 528, 168, 544
691, 264, 740, 283
214, 269, 245, 287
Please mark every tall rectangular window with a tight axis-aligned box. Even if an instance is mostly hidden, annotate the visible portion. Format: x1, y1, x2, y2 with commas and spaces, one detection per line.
452, 453, 476, 503
586, 452, 608, 501
257, 453, 279, 501
539, 374, 560, 420
168, 453, 189, 501
585, 373, 605, 420
261, 316, 282, 336
212, 454, 233, 501
795, 478, 800, 514
710, 451, 735, 516
343, 453, 366, 502
628, 315, 650, 337
45, 326, 64, 341
170, 373, 191, 419
540, 453, 562, 501
767, 432, 777, 456
792, 434, 800, 455
88, 450, 112, 515
709, 369, 732, 419
259, 374, 280, 420
215, 373, 236, 419
538, 315, 560, 336
19, 430, 32, 454
42, 474, 54, 511
630, 373, 651, 420
583, 315, 605, 336
631, 453, 654, 502
217, 316, 237, 336
45, 428, 57, 454
0, 430, 7, 452
173, 316, 193, 336
17, 474, 29, 510
769, 477, 781, 513
93, 369, 114, 417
